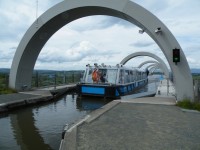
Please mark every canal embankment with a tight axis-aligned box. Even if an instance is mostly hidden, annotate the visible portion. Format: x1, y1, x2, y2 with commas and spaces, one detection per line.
0, 78, 158, 113
0, 84, 76, 113
60, 97, 200, 150
59, 79, 200, 150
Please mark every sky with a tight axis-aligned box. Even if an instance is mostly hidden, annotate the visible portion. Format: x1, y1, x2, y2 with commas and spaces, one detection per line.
0, 0, 200, 70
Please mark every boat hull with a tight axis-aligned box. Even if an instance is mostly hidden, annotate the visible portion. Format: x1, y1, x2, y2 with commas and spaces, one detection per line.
76, 79, 148, 98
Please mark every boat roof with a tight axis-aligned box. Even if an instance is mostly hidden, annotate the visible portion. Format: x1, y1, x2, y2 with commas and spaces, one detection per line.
85, 64, 145, 72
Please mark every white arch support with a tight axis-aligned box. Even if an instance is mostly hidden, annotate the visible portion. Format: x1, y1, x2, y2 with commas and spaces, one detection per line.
145, 63, 159, 70
138, 60, 168, 76
150, 67, 160, 74
148, 65, 160, 74
120, 51, 193, 100
121, 52, 169, 77
138, 60, 159, 68
9, 0, 194, 100
145, 64, 161, 74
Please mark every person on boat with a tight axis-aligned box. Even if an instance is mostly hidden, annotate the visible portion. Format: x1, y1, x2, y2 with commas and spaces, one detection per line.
146, 69, 149, 76
119, 70, 124, 84
100, 73, 107, 83
92, 68, 99, 83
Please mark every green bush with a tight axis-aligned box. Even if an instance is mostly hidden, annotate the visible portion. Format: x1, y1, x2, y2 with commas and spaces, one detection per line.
0, 88, 17, 95
176, 99, 200, 111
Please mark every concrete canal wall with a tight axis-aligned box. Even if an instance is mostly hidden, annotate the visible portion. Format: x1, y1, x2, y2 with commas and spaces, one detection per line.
0, 85, 76, 113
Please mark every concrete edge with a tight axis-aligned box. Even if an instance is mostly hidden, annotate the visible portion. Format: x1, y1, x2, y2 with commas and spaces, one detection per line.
0, 95, 53, 113
59, 100, 121, 150
59, 97, 179, 150
121, 97, 176, 105
60, 115, 90, 150
86, 100, 121, 123
121, 101, 176, 105
181, 108, 200, 113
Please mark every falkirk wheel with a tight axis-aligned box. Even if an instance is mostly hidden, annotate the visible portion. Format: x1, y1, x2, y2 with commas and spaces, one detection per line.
138, 60, 159, 68
120, 51, 193, 100
149, 66, 161, 74
145, 63, 161, 72
9, 0, 194, 100
120, 52, 169, 77
138, 60, 169, 77
146, 64, 162, 74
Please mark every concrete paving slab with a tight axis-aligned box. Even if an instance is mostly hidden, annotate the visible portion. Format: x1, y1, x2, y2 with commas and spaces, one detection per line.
19, 90, 52, 96
156, 79, 176, 98
122, 97, 176, 105
0, 93, 39, 104
61, 98, 200, 150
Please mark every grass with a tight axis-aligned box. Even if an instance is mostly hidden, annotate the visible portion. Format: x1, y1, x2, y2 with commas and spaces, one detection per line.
0, 88, 17, 95
176, 99, 200, 111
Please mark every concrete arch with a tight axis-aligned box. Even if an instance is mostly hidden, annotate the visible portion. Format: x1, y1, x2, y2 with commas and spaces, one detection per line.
120, 51, 193, 100
145, 63, 159, 70
145, 63, 162, 74
121, 52, 169, 77
148, 65, 161, 74
138, 60, 167, 76
9, 0, 193, 100
151, 67, 160, 74
138, 60, 159, 68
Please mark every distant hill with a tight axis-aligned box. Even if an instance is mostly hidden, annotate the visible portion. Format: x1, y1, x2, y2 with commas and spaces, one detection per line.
0, 68, 10, 74
191, 69, 200, 74
0, 68, 200, 74
0, 68, 83, 74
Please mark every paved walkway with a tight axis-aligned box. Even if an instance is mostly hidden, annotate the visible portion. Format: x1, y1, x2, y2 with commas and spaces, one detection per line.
61, 98, 200, 150
0, 84, 76, 112
0, 93, 41, 104
156, 79, 176, 98
0, 84, 76, 105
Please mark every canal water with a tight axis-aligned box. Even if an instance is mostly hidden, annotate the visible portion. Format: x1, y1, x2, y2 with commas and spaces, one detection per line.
0, 95, 111, 150
0, 79, 159, 150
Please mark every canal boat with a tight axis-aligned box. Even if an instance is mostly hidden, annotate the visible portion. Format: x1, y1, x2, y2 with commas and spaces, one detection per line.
76, 63, 148, 98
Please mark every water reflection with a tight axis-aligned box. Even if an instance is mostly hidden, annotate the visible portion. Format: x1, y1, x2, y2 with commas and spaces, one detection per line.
10, 109, 52, 150
76, 97, 112, 111
0, 79, 158, 150
0, 95, 89, 150
0, 116, 21, 150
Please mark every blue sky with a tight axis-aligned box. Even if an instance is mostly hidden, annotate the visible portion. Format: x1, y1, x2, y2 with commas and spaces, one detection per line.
0, 0, 200, 70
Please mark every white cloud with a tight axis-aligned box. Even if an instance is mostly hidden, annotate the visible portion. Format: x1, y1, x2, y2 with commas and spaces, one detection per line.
0, 0, 200, 70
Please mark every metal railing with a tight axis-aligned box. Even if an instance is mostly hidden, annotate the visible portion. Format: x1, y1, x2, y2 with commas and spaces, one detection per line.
31, 71, 84, 88
194, 79, 200, 102
0, 71, 84, 89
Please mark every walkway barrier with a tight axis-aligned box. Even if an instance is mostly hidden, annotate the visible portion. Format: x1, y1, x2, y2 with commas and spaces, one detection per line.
194, 79, 200, 102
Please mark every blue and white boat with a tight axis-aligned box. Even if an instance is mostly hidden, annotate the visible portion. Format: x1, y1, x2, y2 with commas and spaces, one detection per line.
77, 63, 148, 98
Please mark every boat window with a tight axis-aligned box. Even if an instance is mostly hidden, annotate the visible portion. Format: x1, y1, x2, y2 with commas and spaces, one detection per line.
124, 70, 130, 84
81, 69, 87, 82
86, 68, 93, 83
107, 69, 118, 84
132, 70, 137, 81
130, 70, 134, 82
119, 69, 124, 84
136, 71, 140, 80
98, 69, 107, 83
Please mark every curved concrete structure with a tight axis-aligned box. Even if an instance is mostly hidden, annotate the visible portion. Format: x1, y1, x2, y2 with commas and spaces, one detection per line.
120, 51, 193, 100
121, 52, 169, 77
150, 67, 160, 74
145, 63, 159, 70
9, 0, 193, 100
145, 63, 162, 74
148, 65, 161, 74
138, 60, 168, 76
139, 60, 159, 68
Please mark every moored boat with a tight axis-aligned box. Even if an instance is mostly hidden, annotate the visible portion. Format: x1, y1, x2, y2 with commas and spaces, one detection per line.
76, 63, 148, 98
